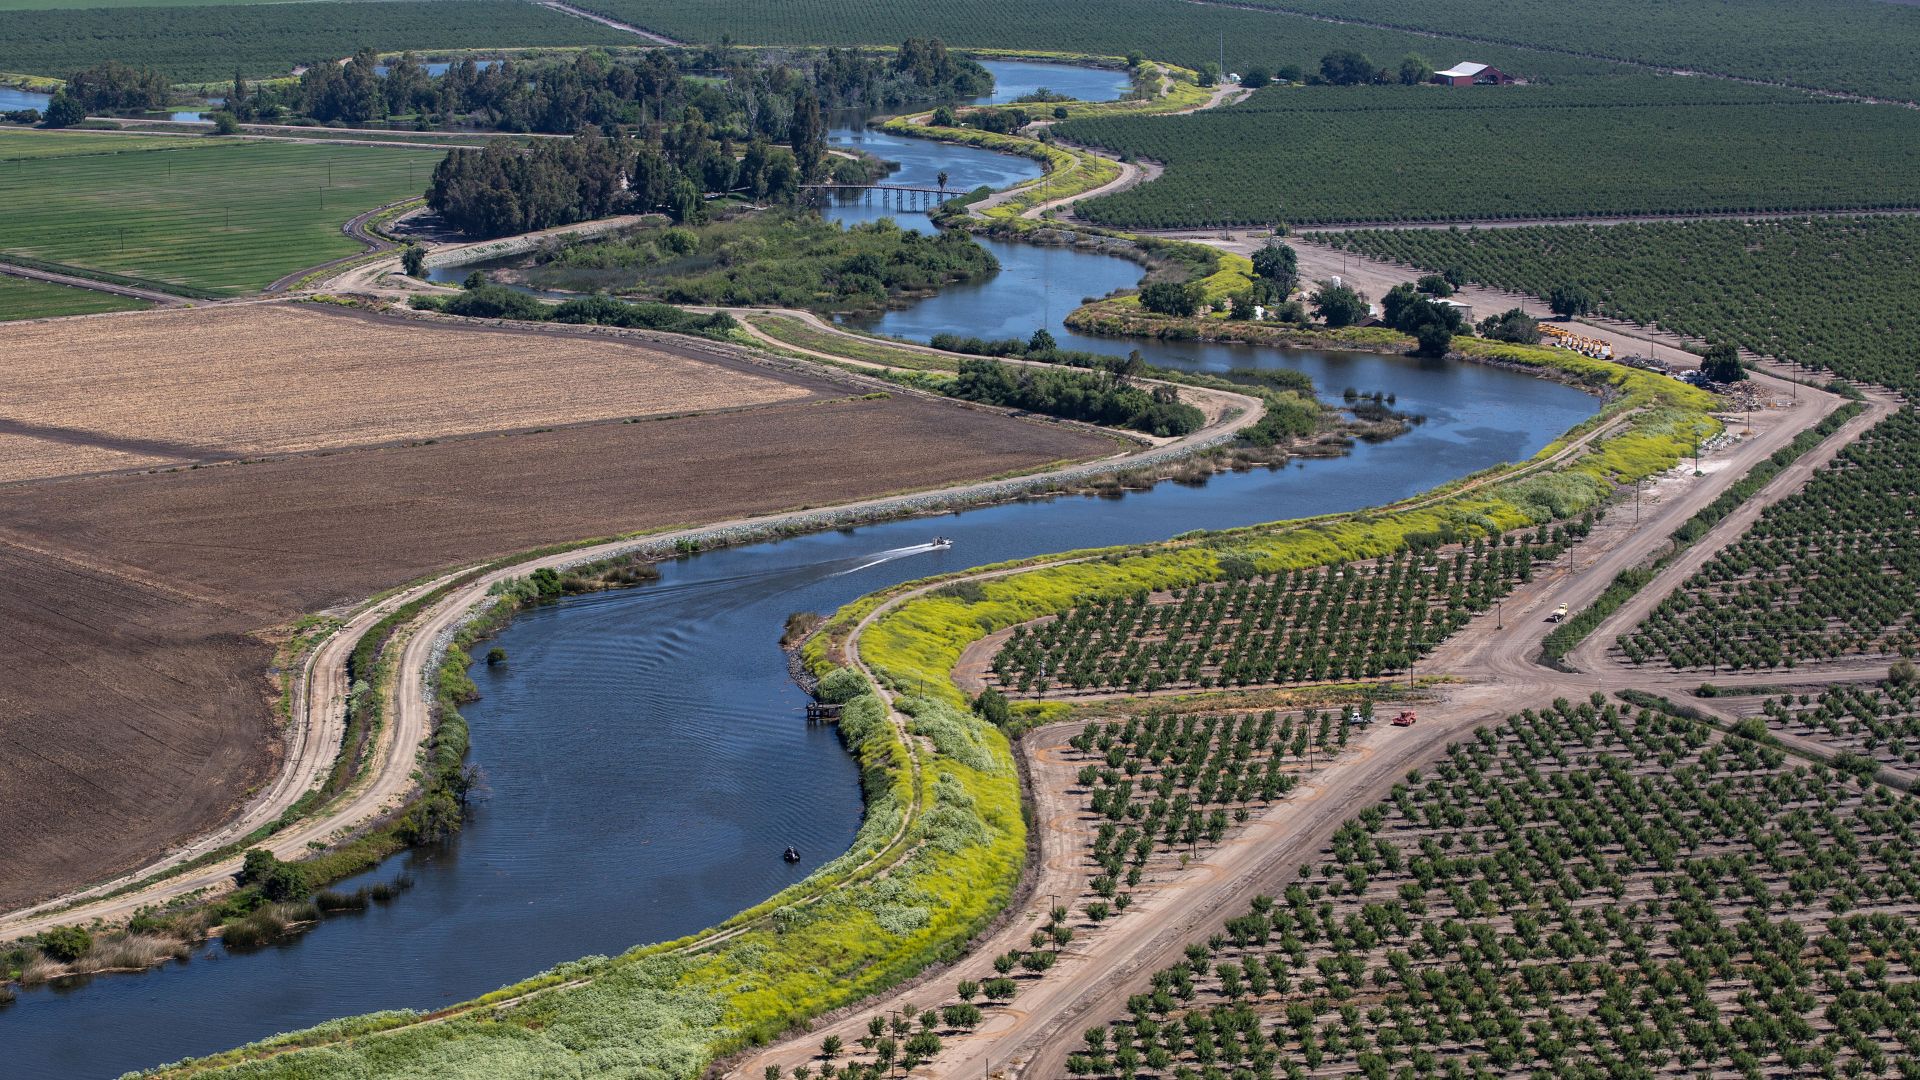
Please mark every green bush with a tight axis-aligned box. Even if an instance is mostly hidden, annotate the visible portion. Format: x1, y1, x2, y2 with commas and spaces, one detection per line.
816, 667, 871, 704
39, 925, 91, 963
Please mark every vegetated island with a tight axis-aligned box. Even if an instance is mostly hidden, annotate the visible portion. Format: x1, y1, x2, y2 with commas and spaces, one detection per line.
507, 210, 1002, 316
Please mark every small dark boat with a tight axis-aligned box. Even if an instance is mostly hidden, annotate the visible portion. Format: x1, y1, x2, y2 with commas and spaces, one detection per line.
783, 845, 801, 863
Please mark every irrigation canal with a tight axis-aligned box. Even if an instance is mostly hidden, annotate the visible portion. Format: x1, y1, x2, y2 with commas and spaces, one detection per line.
4, 61, 1594, 1077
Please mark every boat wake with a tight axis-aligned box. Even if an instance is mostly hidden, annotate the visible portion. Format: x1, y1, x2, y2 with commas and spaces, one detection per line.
834, 542, 949, 577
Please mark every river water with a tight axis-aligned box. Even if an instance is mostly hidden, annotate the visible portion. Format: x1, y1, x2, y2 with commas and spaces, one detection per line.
2, 62, 1594, 1078
0, 86, 51, 112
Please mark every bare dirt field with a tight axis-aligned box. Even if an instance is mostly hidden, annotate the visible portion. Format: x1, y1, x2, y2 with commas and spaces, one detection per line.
0, 304, 816, 484
0, 320, 1113, 911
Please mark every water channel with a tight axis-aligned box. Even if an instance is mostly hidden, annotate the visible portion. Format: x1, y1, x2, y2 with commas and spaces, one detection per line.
3, 61, 1596, 1077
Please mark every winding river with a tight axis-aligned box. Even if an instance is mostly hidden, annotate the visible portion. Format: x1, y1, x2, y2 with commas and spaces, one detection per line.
2, 62, 1595, 1078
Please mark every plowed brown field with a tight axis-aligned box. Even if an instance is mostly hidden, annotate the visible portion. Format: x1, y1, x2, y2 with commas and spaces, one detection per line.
0, 305, 813, 484
0, 308, 1113, 911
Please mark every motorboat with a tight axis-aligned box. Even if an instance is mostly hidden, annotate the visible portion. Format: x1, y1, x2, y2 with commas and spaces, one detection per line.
783, 845, 801, 863
931, 536, 954, 548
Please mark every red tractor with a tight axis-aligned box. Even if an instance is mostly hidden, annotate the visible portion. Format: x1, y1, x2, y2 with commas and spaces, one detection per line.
1390, 710, 1418, 727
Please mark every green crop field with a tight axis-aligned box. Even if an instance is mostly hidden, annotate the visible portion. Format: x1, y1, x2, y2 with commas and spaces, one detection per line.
1322, 215, 1920, 395
571, 0, 1619, 82
0, 273, 150, 318
0, 129, 198, 158
1058, 80, 1920, 228
0, 1, 632, 80
0, 131, 442, 295
1223, 0, 1920, 103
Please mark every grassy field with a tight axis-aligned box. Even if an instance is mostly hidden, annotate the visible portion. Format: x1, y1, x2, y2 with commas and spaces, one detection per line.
1225, 0, 1920, 102
1322, 215, 1920, 395
572, 0, 1620, 82
0, 129, 201, 158
0, 1, 631, 80
1060, 79, 1920, 227
0, 131, 442, 295
0, 273, 149, 320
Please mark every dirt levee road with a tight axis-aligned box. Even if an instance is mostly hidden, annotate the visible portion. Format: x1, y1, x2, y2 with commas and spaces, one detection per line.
0, 305, 815, 484
0, 310, 1113, 912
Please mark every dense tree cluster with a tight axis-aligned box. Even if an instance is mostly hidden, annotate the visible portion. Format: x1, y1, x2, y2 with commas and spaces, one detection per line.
1700, 341, 1747, 384
1475, 307, 1539, 344
1380, 281, 1465, 355
56, 61, 170, 114
950, 358, 1204, 437
1623, 408, 1920, 671
992, 524, 1584, 696
228, 39, 986, 134
408, 285, 738, 339
1139, 281, 1205, 317
1309, 49, 1438, 87
1309, 281, 1367, 328
1070, 698, 1920, 1079
427, 132, 631, 236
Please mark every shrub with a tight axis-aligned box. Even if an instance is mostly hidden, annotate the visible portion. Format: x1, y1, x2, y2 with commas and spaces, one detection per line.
39, 925, 91, 962
816, 667, 871, 704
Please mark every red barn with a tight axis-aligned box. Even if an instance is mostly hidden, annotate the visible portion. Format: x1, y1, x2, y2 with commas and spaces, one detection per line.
1433, 62, 1514, 86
